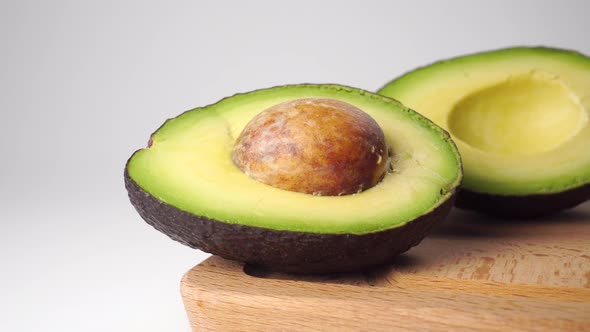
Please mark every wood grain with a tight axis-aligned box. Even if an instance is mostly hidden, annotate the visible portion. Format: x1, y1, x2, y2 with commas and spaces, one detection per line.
181, 202, 590, 331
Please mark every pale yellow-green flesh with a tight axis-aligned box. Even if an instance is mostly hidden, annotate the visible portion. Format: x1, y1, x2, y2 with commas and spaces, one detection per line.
379, 48, 590, 195
127, 86, 461, 234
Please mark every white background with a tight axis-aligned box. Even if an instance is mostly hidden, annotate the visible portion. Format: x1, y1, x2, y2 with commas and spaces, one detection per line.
1, 1, 589, 331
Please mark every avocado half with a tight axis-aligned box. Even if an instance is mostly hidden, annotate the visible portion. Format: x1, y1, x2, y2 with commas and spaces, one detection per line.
379, 47, 590, 218
125, 84, 462, 273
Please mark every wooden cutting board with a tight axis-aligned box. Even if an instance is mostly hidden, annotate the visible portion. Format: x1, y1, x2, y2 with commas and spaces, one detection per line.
181, 202, 590, 331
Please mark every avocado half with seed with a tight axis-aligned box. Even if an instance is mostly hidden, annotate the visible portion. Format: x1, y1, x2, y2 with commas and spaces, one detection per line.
125, 84, 462, 273
379, 47, 590, 218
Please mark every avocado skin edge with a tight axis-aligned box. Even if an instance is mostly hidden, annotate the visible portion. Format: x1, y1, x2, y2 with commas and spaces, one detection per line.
124, 168, 455, 274
456, 184, 590, 219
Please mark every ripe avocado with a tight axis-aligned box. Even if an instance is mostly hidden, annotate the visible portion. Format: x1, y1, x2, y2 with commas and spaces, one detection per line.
379, 47, 590, 218
125, 84, 462, 273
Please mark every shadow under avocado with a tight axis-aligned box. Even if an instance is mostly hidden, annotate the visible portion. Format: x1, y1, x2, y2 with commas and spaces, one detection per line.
243, 253, 424, 286
431, 202, 590, 238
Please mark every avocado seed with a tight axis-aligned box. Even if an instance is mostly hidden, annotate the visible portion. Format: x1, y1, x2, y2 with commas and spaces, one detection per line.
232, 98, 389, 196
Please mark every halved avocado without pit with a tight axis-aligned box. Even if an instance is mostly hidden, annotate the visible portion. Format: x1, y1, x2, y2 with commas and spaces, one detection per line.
125, 84, 462, 273
379, 47, 590, 218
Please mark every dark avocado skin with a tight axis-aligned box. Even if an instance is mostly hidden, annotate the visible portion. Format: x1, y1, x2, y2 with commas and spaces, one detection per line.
124, 167, 456, 274
456, 184, 590, 219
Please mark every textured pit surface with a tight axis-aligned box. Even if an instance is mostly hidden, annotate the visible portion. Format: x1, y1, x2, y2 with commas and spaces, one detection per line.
232, 98, 389, 196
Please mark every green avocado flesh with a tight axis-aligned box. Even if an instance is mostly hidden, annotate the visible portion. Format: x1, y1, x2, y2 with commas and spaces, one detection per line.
379, 47, 590, 196
127, 85, 462, 234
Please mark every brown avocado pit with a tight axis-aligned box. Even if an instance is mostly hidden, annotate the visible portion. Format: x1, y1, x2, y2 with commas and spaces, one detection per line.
231, 98, 389, 196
